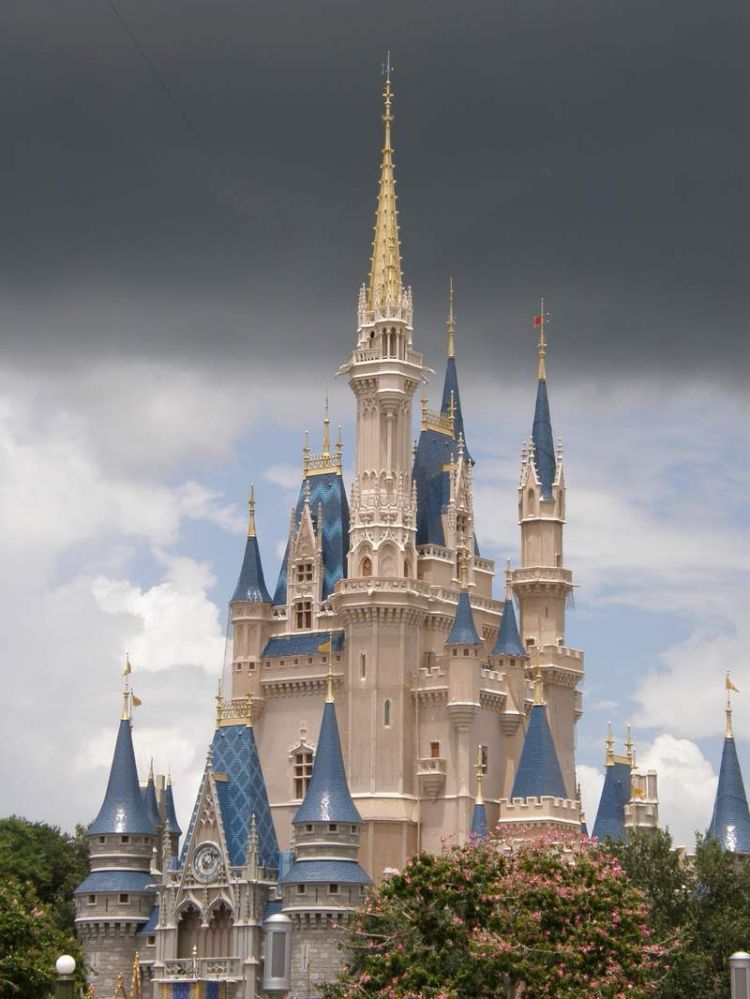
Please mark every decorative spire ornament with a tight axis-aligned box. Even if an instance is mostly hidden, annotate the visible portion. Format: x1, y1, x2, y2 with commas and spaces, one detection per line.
368, 52, 402, 312
447, 276, 456, 358
247, 483, 256, 538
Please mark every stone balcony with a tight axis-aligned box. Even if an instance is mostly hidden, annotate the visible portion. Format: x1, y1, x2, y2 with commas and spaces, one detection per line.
161, 957, 241, 981
417, 757, 446, 800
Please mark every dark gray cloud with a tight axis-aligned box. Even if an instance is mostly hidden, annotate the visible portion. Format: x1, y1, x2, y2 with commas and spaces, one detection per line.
1, 0, 747, 385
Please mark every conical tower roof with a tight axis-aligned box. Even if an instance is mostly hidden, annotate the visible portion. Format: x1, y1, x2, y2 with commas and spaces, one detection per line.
531, 320, 556, 500
142, 764, 162, 829
231, 486, 272, 603
367, 56, 402, 313
592, 761, 631, 843
293, 700, 362, 825
164, 776, 182, 836
445, 589, 482, 647
511, 704, 567, 800
89, 718, 155, 836
708, 715, 750, 852
492, 597, 526, 657
470, 800, 489, 839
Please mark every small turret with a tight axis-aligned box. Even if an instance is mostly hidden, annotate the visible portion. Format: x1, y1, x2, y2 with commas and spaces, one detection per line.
531, 306, 555, 500
592, 723, 634, 843
231, 485, 272, 604
445, 588, 483, 650
492, 564, 526, 659
142, 760, 162, 832
708, 674, 750, 852
509, 652, 567, 802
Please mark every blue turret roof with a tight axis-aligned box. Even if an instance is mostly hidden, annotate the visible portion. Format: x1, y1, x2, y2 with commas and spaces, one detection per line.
293, 701, 362, 825
532, 378, 556, 500
280, 859, 371, 885
273, 471, 349, 603
180, 724, 279, 870
441, 356, 472, 465
492, 598, 526, 657
89, 718, 155, 836
165, 779, 182, 836
412, 427, 453, 547
231, 534, 272, 603
445, 589, 483, 647
142, 772, 162, 830
511, 704, 568, 800
470, 801, 489, 839
707, 736, 750, 852
592, 761, 631, 843
75, 870, 156, 895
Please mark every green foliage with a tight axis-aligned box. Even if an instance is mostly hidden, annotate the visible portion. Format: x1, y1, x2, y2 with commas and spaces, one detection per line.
324, 834, 665, 998
611, 829, 750, 999
0, 817, 89, 935
0, 877, 85, 998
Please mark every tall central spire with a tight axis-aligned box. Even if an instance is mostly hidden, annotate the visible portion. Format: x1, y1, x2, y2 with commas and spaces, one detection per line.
368, 54, 402, 312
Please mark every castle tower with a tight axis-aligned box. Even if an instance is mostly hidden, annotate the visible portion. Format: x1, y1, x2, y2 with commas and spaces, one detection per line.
150, 697, 280, 999
512, 312, 583, 797
281, 669, 370, 995
496, 650, 581, 836
75, 667, 157, 998
707, 676, 750, 852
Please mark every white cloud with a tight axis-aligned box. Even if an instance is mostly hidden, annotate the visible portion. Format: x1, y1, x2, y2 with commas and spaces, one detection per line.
637, 735, 718, 848
577, 764, 604, 832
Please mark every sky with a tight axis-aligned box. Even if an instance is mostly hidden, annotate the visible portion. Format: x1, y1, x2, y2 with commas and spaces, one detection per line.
0, 0, 747, 847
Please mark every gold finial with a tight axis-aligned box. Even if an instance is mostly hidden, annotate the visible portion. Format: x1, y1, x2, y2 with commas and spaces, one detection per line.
367, 53, 402, 311
322, 392, 331, 456
605, 721, 615, 766
247, 483, 256, 538
122, 655, 132, 720
215, 678, 223, 725
625, 723, 634, 766
447, 277, 456, 358
474, 746, 485, 805
448, 391, 456, 433
726, 671, 738, 738
302, 430, 310, 477
533, 645, 544, 705
536, 297, 547, 380
504, 558, 513, 600
130, 951, 141, 999
325, 647, 335, 704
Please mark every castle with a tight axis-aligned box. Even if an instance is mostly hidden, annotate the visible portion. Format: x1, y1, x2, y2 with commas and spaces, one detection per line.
74, 68, 673, 998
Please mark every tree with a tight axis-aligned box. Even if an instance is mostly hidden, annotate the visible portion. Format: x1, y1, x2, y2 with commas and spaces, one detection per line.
611, 829, 750, 999
0, 877, 85, 998
0, 817, 89, 934
324, 834, 666, 998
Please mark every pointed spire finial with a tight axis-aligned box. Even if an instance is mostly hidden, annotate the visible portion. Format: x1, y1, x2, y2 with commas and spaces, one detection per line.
504, 558, 513, 600
474, 746, 485, 805
726, 671, 737, 738
325, 645, 335, 704
606, 720, 615, 766
536, 297, 547, 380
247, 483, 256, 538
447, 277, 456, 358
322, 392, 331, 456
215, 678, 223, 725
302, 430, 310, 477
625, 723, 634, 766
148, 757, 154, 781
122, 655, 132, 720
533, 645, 544, 705
448, 390, 456, 433
335, 423, 343, 455
368, 53, 402, 311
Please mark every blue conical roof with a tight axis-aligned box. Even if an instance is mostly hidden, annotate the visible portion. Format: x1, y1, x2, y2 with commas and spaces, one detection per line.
441, 356, 472, 464
231, 534, 272, 603
492, 598, 526, 657
592, 761, 631, 843
142, 773, 162, 829
165, 779, 182, 836
89, 719, 155, 836
445, 589, 483, 647
511, 704, 568, 800
470, 801, 488, 839
707, 736, 750, 852
532, 378, 556, 500
293, 701, 362, 825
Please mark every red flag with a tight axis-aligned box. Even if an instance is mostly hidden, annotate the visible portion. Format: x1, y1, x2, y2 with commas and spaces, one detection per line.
533, 314, 543, 326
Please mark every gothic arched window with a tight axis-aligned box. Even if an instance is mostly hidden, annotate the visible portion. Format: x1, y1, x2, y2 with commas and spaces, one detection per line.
361, 556, 372, 577
292, 747, 314, 799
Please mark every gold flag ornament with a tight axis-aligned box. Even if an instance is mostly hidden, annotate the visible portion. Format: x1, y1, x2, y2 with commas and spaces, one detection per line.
132, 693, 143, 708
318, 639, 332, 653
123, 656, 132, 676
727, 676, 740, 693
631, 786, 646, 799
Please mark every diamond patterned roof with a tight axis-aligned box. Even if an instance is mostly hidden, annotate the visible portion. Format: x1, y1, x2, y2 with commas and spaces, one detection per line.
231, 534, 272, 603
88, 718, 155, 836
708, 736, 750, 852
164, 780, 182, 836
492, 597, 526, 657
413, 427, 453, 546
470, 801, 489, 839
592, 760, 631, 843
142, 775, 161, 829
273, 471, 349, 603
511, 704, 568, 801
445, 589, 483, 647
532, 377, 556, 500
293, 701, 362, 825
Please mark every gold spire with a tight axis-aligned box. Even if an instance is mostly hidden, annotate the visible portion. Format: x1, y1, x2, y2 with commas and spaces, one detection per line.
504, 557, 513, 600
726, 671, 736, 738
447, 277, 456, 358
532, 645, 544, 705
625, 722, 634, 766
605, 720, 615, 766
474, 746, 485, 806
247, 484, 256, 538
121, 655, 132, 720
368, 53, 402, 312
325, 649, 335, 704
322, 392, 331, 456
537, 297, 547, 380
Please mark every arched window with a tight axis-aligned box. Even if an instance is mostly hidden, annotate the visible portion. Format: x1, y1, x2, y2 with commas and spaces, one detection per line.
206, 902, 233, 958
292, 748, 314, 799
404, 561, 410, 578
383, 699, 391, 727
361, 556, 372, 577
177, 904, 201, 958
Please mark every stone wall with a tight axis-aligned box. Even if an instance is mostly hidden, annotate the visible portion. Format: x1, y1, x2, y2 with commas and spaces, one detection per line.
289, 921, 349, 997
78, 922, 140, 998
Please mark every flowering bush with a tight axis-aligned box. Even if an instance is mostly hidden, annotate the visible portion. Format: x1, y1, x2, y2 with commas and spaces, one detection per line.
324, 833, 667, 998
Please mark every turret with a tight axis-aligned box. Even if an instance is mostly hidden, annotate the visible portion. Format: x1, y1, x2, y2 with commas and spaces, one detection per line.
75, 663, 157, 999
707, 675, 750, 852
592, 723, 634, 843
